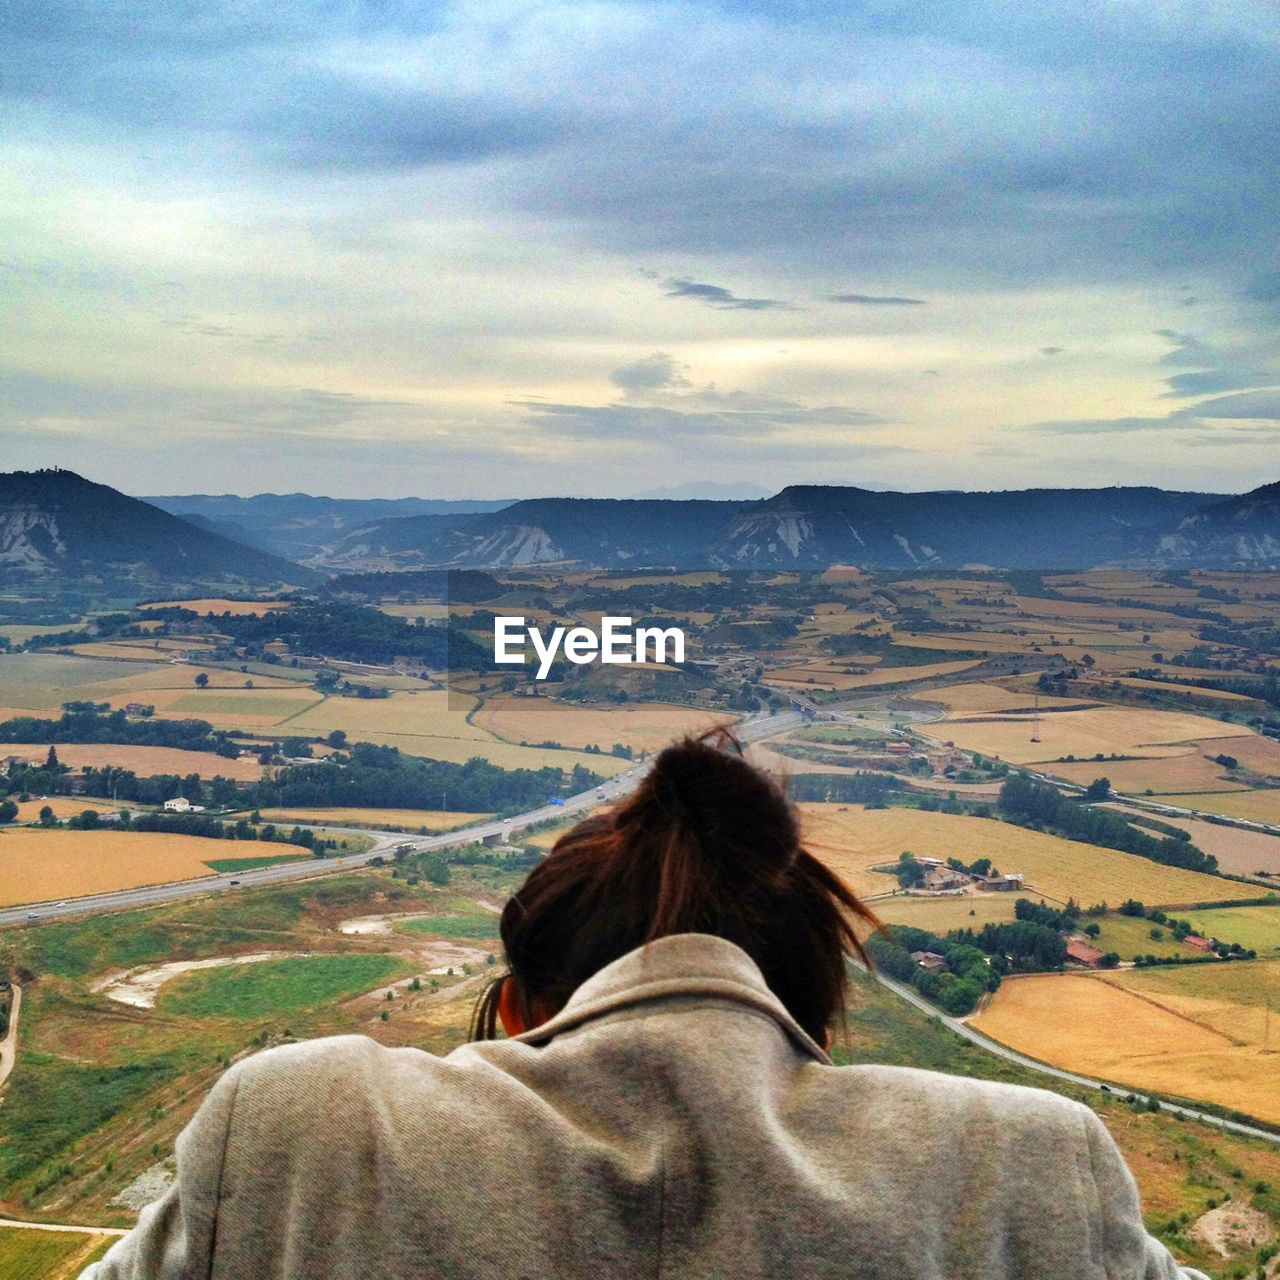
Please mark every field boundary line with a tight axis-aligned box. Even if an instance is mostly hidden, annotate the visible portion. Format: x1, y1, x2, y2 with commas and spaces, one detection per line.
1092, 975, 1246, 1046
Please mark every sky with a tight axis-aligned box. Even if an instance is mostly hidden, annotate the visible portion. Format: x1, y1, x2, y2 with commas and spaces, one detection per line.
2, 0, 1278, 500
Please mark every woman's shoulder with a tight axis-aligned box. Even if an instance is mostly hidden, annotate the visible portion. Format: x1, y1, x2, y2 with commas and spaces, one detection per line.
807, 1060, 1098, 1148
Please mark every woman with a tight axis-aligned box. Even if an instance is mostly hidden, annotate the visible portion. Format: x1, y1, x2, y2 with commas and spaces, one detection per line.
85, 732, 1205, 1279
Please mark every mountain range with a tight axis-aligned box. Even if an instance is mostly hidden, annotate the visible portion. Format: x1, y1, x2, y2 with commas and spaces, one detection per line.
4, 471, 1280, 599
321, 484, 1276, 572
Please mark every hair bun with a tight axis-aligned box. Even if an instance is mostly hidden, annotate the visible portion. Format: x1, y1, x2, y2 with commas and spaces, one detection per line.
641, 731, 798, 882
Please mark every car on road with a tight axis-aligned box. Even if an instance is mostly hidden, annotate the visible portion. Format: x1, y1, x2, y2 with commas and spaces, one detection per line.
228, 879, 241, 886
548, 797, 565, 806
596, 790, 606, 799
27, 912, 39, 919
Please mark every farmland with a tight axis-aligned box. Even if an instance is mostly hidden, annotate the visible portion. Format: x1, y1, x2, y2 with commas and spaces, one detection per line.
470, 695, 727, 754
0, 1226, 117, 1278
0, 743, 265, 782
1103, 804, 1280, 877
0, 830, 331, 907
1160, 791, 1280, 825
972, 961, 1280, 1127
156, 954, 410, 1019
934, 704, 1245, 767
140, 599, 293, 616
799, 804, 1247, 908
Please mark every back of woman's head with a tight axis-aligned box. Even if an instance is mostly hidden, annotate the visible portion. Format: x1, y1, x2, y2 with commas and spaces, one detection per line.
472, 729, 877, 1044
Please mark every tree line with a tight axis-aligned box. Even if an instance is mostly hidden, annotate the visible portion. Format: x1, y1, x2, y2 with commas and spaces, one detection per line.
998, 774, 1218, 874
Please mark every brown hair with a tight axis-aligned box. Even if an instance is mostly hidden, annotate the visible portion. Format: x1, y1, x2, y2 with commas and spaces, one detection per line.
471, 728, 880, 1045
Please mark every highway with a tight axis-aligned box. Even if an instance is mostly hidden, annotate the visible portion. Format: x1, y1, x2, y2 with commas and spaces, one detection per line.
0, 706, 806, 928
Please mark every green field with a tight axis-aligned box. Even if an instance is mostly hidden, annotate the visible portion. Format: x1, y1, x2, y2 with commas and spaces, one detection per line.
0, 1054, 180, 1187
202, 854, 311, 873
1179, 903, 1280, 955
157, 954, 409, 1019
399, 914, 501, 940
166, 692, 323, 718
0, 1226, 112, 1279
1087, 915, 1196, 960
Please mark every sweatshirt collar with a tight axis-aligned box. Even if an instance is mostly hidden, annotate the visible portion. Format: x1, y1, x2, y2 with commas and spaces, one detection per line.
513, 932, 831, 1064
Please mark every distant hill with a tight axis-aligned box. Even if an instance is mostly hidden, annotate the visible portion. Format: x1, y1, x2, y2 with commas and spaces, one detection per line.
320, 485, 1243, 571
143, 492, 514, 561
0, 470, 318, 592
324, 498, 754, 570
1146, 482, 1280, 568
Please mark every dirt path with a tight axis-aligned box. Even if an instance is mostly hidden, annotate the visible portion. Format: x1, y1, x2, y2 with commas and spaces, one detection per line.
0, 983, 20, 1092
0, 1217, 127, 1236
91, 954, 308, 1009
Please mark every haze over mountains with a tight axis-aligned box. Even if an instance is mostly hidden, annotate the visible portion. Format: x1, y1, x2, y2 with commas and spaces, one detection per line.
3, 470, 1280, 595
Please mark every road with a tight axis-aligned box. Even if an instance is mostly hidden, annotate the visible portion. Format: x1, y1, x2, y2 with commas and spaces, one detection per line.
0, 706, 820, 927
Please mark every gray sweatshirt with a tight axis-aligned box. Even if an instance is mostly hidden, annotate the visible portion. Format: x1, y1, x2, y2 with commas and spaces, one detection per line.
83, 932, 1207, 1279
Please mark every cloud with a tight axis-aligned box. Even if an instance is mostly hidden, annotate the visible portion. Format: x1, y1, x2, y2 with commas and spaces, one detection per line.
1027, 416, 1200, 436
662, 278, 787, 311
1153, 330, 1280, 400
513, 385, 884, 441
826, 293, 926, 306
1027, 386, 1280, 437
609, 352, 690, 393
1183, 390, 1280, 420
1039, 347, 1064, 356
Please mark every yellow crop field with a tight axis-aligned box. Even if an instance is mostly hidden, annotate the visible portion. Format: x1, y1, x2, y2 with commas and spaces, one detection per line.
141, 598, 293, 615
1049, 751, 1249, 796
1162, 790, 1280, 826
773, 659, 980, 690
471, 696, 728, 753
1114, 677, 1255, 703
868, 894, 1020, 931
939, 704, 1243, 765
281, 689, 629, 774
255, 807, 490, 830
967, 972, 1280, 1126
1215, 733, 1280, 775
0, 829, 282, 906
377, 602, 448, 621
797, 804, 1246, 908
971, 969, 1280, 1125
0, 741, 266, 780
910, 681, 1087, 715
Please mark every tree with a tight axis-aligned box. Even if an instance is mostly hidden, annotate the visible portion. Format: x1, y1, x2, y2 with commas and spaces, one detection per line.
45, 744, 60, 770
0, 798, 17, 823
194, 673, 209, 689
897, 852, 923, 890
326, 730, 348, 749
38, 803, 55, 826
1084, 777, 1111, 801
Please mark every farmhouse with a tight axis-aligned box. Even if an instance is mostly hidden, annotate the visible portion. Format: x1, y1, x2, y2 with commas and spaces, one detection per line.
1065, 939, 1105, 969
910, 950, 948, 973
123, 702, 150, 717
162, 797, 204, 813
921, 867, 968, 891
1184, 934, 1213, 951
884, 740, 912, 755
975, 872, 1024, 892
